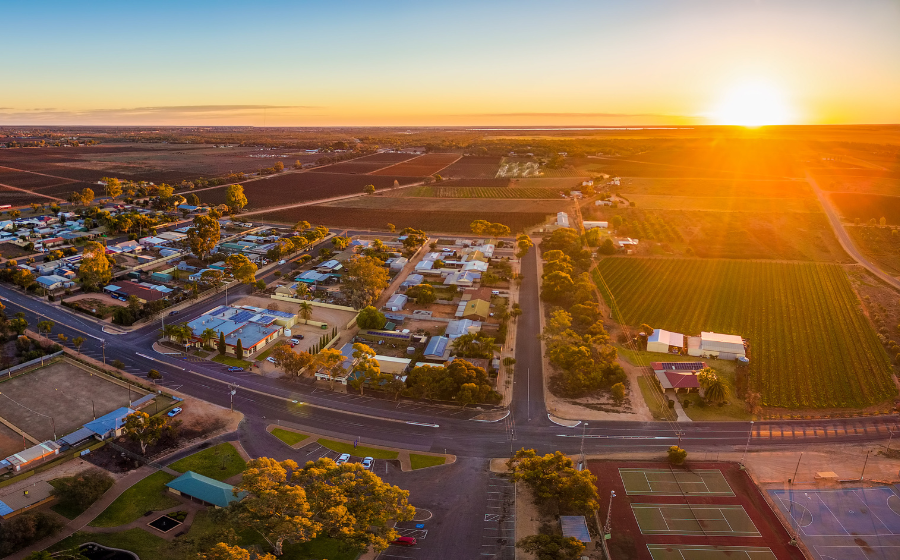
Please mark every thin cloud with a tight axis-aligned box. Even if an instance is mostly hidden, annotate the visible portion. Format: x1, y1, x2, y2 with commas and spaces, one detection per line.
95, 104, 323, 114
460, 112, 692, 118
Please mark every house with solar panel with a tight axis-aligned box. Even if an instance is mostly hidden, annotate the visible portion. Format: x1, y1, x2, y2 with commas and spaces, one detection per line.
651, 362, 708, 394
178, 304, 297, 357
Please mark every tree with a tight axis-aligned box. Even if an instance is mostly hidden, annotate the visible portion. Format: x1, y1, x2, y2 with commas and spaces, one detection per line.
540, 271, 575, 305
342, 256, 390, 309
188, 214, 221, 261
78, 241, 112, 290
364, 184, 376, 195
80, 187, 95, 205
274, 161, 284, 172
517, 535, 585, 560
611, 382, 626, 404
696, 367, 718, 389
232, 458, 317, 556
225, 184, 248, 213
37, 320, 53, 336
271, 344, 313, 377
597, 238, 616, 255
235, 339, 244, 360
314, 347, 346, 389
187, 193, 200, 206
295, 283, 309, 299
405, 283, 436, 304
201, 327, 218, 348
349, 343, 388, 396
148, 369, 162, 380
332, 236, 350, 250
356, 306, 386, 330
201, 543, 276, 560
506, 449, 599, 515
122, 411, 168, 454
611, 215, 624, 229
0, 512, 63, 557
50, 470, 114, 512
218, 331, 227, 355
668, 445, 688, 465
387, 223, 396, 232
226, 253, 258, 284
515, 234, 533, 258
298, 301, 313, 324
704, 378, 728, 404
103, 177, 123, 199
72, 336, 85, 353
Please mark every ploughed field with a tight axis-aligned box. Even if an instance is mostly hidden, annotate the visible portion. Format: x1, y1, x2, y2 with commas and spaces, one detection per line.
594, 257, 895, 409
829, 192, 900, 225
369, 153, 460, 176
198, 172, 423, 209
393, 185, 570, 199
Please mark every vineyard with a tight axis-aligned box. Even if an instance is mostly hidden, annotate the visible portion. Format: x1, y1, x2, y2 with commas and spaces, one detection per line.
395, 186, 568, 199
594, 258, 895, 409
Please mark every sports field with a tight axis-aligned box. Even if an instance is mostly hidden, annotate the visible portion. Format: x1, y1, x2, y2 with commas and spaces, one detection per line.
620, 468, 735, 497
0, 360, 147, 441
769, 486, 900, 560
633, 504, 760, 536
647, 544, 777, 560
595, 258, 896, 409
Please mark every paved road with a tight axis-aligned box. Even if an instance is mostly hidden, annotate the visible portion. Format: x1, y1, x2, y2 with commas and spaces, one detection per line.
807, 171, 900, 290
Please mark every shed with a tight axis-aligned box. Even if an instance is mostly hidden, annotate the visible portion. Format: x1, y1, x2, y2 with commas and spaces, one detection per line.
84, 407, 135, 440
384, 293, 408, 312
3, 441, 61, 472
166, 471, 247, 508
699, 332, 745, 358
646, 329, 684, 354
559, 516, 591, 543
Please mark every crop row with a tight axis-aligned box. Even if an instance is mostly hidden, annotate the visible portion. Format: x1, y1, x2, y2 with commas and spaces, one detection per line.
401, 186, 567, 199
594, 258, 895, 409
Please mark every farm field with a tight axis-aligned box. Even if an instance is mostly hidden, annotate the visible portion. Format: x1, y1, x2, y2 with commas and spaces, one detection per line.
623, 194, 822, 213
816, 176, 900, 196
324, 195, 570, 214
594, 258, 896, 409
0, 359, 149, 441
438, 156, 502, 179
254, 205, 549, 233
391, 185, 569, 199
846, 225, 900, 275
511, 177, 590, 189
316, 153, 416, 174
198, 172, 423, 209
586, 206, 850, 261
830, 192, 900, 225
439, 178, 511, 187
369, 153, 460, 176
618, 177, 814, 198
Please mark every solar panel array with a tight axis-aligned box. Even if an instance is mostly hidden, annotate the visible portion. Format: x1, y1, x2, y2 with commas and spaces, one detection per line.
207, 305, 230, 317
230, 310, 255, 323
661, 362, 705, 371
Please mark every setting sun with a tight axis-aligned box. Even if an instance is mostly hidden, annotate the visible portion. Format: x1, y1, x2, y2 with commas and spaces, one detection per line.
712, 83, 794, 127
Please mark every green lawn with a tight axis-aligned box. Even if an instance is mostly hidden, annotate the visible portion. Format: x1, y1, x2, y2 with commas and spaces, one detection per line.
168, 443, 247, 481
212, 354, 252, 368
636, 376, 677, 422
317, 438, 399, 460
52, 530, 173, 559
410, 454, 446, 469
271, 428, 309, 446
256, 346, 276, 360
282, 536, 362, 560
89, 471, 178, 528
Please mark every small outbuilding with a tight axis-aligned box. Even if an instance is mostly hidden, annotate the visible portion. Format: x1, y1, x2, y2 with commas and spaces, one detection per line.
166, 471, 247, 508
646, 329, 684, 354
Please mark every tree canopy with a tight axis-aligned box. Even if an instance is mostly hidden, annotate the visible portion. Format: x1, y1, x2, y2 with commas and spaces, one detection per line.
342, 256, 389, 309
506, 449, 599, 515
225, 184, 248, 213
188, 214, 221, 260
78, 241, 112, 290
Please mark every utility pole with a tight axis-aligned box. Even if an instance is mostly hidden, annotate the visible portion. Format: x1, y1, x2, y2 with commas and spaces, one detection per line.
860, 450, 870, 481
51, 417, 57, 441
580, 421, 588, 470
740, 420, 754, 466
603, 490, 616, 538
228, 382, 238, 412
886, 430, 895, 455
91, 399, 96, 420
101, 339, 106, 365
788, 452, 803, 545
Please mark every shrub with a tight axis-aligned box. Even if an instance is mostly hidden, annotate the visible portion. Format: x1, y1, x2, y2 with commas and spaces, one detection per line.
667, 445, 687, 465
51, 470, 114, 511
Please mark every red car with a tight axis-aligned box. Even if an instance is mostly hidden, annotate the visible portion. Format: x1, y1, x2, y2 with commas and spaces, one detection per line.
391, 536, 417, 547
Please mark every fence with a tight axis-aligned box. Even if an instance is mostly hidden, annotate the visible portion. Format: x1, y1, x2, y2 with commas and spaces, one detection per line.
0, 350, 64, 381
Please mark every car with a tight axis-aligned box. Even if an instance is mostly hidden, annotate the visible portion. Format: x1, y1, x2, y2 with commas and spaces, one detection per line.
290, 338, 300, 344
167, 407, 183, 417
227, 366, 244, 372
390, 537, 417, 547
298, 334, 304, 340
266, 357, 276, 363
335, 453, 351, 465
278, 260, 286, 265
169, 310, 178, 316
289, 343, 295, 348
361, 457, 374, 470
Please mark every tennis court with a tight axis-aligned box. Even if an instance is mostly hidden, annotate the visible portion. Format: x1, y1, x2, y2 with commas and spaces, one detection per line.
633, 504, 761, 536
647, 544, 778, 560
768, 486, 900, 560
620, 468, 735, 497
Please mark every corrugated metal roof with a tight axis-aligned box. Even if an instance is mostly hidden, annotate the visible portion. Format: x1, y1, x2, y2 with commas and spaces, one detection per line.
166, 471, 246, 508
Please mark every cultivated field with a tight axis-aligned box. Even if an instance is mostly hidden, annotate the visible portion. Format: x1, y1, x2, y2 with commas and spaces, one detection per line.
0, 360, 148, 441
254, 206, 549, 233
830, 192, 900, 225
390, 185, 569, 199
847, 226, 900, 275
316, 153, 417, 174
618, 177, 814, 198
369, 153, 460, 176
624, 194, 822, 213
198, 172, 423, 209
437, 156, 501, 179
594, 258, 895, 409
325, 196, 569, 214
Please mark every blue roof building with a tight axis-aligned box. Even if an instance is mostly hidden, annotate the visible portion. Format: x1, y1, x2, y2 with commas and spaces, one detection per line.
166, 471, 247, 508
83, 407, 134, 440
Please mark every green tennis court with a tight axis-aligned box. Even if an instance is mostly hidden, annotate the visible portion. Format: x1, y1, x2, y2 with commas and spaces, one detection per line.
619, 468, 735, 496
633, 504, 760, 536
648, 544, 777, 560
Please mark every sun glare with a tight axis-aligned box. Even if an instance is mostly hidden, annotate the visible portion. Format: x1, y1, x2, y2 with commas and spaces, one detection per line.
712, 83, 793, 127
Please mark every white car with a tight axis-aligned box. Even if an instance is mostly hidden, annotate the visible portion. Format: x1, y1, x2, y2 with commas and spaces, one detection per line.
266, 357, 276, 363
361, 457, 374, 470
290, 338, 301, 345
335, 453, 351, 465
279, 260, 286, 265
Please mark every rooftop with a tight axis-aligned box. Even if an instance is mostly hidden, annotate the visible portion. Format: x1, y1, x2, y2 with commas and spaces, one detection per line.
166, 471, 247, 508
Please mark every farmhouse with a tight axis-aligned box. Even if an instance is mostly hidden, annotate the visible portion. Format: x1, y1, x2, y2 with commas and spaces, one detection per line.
646, 329, 684, 354
652, 361, 707, 393
688, 331, 746, 359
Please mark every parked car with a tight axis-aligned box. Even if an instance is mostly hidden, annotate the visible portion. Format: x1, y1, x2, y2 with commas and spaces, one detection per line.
390, 537, 417, 547
290, 338, 301, 344
167, 407, 183, 417
335, 453, 351, 465
227, 366, 244, 372
361, 457, 374, 470
278, 260, 286, 265
266, 357, 276, 363
169, 310, 178, 316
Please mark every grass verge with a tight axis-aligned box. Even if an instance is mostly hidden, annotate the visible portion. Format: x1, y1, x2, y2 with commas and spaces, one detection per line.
169, 442, 246, 481
410, 454, 446, 469
90, 471, 178, 528
212, 354, 252, 368
271, 428, 309, 446
636, 376, 677, 422
317, 438, 399, 460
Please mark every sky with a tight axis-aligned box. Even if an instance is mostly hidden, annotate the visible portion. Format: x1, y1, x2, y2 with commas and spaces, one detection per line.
2, 0, 898, 126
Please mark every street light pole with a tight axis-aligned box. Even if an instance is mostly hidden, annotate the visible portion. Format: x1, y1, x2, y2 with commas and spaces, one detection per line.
603, 490, 616, 538
580, 421, 588, 467
740, 420, 754, 465
101, 339, 106, 365
51, 417, 57, 441
228, 382, 238, 412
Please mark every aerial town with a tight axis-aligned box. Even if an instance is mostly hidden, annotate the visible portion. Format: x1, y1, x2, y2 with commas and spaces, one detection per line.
1, 2, 899, 560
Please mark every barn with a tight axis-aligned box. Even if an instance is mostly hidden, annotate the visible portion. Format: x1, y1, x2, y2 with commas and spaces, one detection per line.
646, 329, 684, 354
690, 331, 746, 359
